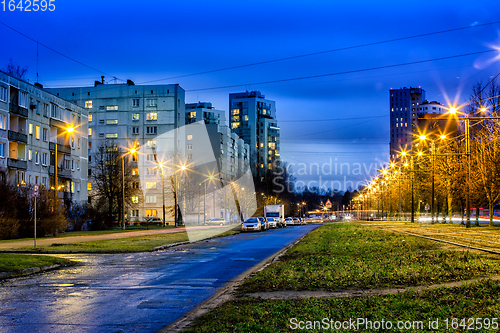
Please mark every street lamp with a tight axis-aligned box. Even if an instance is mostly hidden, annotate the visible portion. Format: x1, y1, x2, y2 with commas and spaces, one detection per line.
53, 125, 75, 202
121, 147, 137, 230
158, 161, 166, 227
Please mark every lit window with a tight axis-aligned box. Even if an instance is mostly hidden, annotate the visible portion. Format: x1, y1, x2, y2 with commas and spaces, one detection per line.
146, 182, 157, 189
106, 119, 118, 125
146, 140, 156, 148
28, 149, 32, 160
85, 101, 93, 109
132, 168, 139, 175
244, 115, 249, 121
88, 182, 92, 191
146, 209, 157, 217
35, 126, 40, 139
231, 122, 240, 129
132, 196, 139, 203
29, 123, 33, 135
231, 109, 240, 115
260, 164, 264, 168
106, 105, 118, 111
187, 134, 193, 140
132, 113, 139, 121
189, 112, 196, 119
146, 112, 157, 120
88, 128, 92, 136
106, 133, 118, 138
71, 182, 75, 193
260, 142, 264, 148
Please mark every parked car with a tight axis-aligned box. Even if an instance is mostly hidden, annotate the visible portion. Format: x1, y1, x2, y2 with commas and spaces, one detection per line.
285, 217, 294, 226
141, 217, 163, 226
267, 217, 280, 229
204, 218, 228, 226
242, 217, 262, 232
257, 217, 269, 231
293, 217, 302, 225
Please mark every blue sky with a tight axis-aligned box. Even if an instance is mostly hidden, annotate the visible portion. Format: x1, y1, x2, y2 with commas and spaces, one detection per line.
2, 0, 500, 190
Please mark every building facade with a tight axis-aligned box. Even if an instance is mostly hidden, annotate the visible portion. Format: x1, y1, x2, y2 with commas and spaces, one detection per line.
48, 81, 185, 222
389, 87, 425, 159
0, 71, 88, 204
229, 91, 280, 177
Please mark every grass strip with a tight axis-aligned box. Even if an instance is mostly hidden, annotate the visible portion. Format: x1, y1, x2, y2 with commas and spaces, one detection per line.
17, 232, 190, 253
238, 223, 500, 293
185, 279, 500, 332
0, 253, 71, 273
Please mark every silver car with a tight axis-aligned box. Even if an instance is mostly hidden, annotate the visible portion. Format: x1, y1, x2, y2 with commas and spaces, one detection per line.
267, 217, 279, 229
242, 217, 261, 232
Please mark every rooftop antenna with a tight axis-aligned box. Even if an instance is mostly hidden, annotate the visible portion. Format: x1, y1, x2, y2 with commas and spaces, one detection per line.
36, 40, 39, 83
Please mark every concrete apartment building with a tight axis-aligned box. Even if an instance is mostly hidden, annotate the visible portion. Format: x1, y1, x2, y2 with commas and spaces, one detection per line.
48, 81, 185, 222
229, 91, 280, 178
181, 102, 250, 222
389, 87, 425, 159
0, 71, 88, 204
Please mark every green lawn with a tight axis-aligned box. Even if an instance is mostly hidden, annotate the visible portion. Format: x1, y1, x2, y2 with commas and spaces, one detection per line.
237, 223, 500, 293
0, 253, 71, 273
18, 232, 190, 253
185, 223, 500, 332
186, 280, 500, 332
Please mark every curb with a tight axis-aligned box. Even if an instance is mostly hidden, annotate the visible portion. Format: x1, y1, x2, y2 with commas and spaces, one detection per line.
159, 225, 321, 333
0, 263, 64, 280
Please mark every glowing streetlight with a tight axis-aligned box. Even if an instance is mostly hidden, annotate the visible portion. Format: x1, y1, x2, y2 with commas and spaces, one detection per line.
121, 147, 137, 230
448, 106, 458, 114
54, 125, 76, 202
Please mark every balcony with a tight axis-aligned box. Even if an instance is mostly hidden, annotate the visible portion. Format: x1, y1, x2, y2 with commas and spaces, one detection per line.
49, 165, 72, 178
8, 130, 28, 144
49, 142, 72, 155
7, 158, 27, 170
9, 103, 29, 117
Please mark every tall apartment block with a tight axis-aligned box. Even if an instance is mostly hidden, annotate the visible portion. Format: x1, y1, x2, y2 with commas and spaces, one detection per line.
229, 91, 280, 178
48, 81, 185, 222
182, 102, 250, 222
0, 71, 88, 204
389, 87, 425, 159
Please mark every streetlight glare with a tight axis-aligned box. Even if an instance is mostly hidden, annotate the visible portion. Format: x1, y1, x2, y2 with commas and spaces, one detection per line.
66, 126, 75, 133
390, 163, 395, 168
417, 151, 423, 156
419, 135, 427, 140
448, 106, 458, 114
129, 148, 137, 154
440, 134, 446, 140
401, 151, 407, 156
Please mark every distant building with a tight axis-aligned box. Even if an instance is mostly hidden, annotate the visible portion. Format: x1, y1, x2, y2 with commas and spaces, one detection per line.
186, 102, 226, 126
0, 71, 88, 204
229, 91, 280, 178
389, 87, 425, 159
48, 80, 185, 222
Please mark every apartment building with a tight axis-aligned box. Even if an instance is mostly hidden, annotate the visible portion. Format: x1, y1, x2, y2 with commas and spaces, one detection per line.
0, 71, 88, 204
229, 91, 280, 178
48, 81, 185, 222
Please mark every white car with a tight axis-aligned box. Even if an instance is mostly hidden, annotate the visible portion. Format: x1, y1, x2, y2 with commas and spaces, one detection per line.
267, 217, 279, 228
285, 217, 294, 226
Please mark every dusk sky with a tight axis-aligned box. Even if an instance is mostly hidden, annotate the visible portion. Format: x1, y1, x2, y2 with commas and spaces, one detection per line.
2, 0, 500, 191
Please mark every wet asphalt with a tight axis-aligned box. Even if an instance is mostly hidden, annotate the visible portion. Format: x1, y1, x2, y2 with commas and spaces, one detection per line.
0, 224, 320, 333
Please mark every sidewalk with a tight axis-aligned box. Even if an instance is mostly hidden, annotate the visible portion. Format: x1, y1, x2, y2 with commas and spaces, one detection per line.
0, 227, 189, 250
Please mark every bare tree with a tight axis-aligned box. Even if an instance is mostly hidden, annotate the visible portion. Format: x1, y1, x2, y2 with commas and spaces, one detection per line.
2, 58, 28, 80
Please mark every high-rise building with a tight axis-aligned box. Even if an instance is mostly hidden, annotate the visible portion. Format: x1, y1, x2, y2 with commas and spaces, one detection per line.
48, 81, 185, 222
0, 71, 88, 204
186, 102, 226, 126
229, 91, 280, 177
389, 87, 425, 159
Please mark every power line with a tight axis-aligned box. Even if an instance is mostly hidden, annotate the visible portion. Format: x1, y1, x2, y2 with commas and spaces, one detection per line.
186, 49, 496, 92
142, 20, 500, 84
0, 21, 122, 81
280, 115, 387, 122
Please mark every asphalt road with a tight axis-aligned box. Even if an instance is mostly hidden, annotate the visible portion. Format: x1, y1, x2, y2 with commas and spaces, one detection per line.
0, 224, 320, 333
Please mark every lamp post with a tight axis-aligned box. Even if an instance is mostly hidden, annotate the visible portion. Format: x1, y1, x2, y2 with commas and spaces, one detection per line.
54, 126, 75, 202
158, 161, 166, 227
121, 147, 137, 230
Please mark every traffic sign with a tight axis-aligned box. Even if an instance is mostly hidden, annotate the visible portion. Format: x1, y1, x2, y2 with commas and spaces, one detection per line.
325, 199, 332, 209
34, 184, 39, 198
